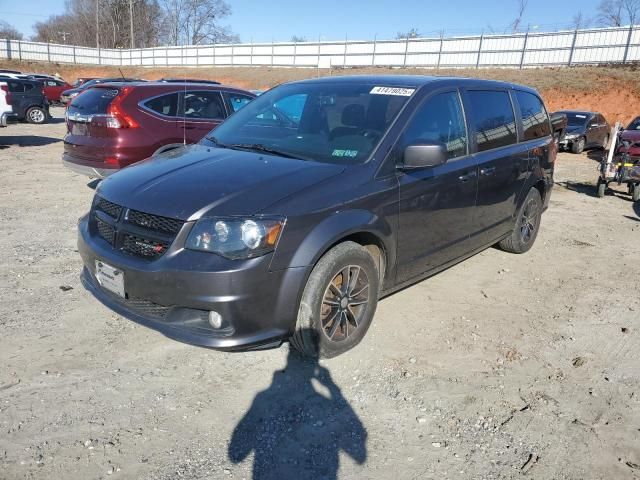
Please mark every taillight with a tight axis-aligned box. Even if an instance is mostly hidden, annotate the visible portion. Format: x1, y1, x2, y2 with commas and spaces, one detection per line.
1, 85, 12, 105
106, 86, 138, 129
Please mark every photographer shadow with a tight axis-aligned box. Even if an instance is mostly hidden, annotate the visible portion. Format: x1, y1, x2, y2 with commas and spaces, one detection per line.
229, 344, 367, 480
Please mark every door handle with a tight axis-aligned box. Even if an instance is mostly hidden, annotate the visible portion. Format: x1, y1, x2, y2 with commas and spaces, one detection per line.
480, 166, 496, 176
458, 171, 477, 182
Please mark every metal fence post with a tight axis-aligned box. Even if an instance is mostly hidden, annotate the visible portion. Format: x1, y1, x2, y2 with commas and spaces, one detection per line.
47, 42, 50, 62
293, 40, 297, 67
623, 24, 634, 63
403, 36, 409, 67
475, 34, 483, 68
231, 44, 234, 66
72, 45, 76, 63
437, 32, 443, 68
270, 38, 274, 67
343, 34, 348, 68
568, 29, 578, 66
519, 29, 529, 69
372, 34, 377, 66
17, 40, 22, 61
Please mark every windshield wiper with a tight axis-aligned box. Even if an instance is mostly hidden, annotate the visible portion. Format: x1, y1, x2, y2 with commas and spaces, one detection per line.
228, 143, 310, 160
205, 135, 231, 149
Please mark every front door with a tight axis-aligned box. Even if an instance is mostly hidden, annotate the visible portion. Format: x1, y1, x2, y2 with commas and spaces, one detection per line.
396, 90, 478, 283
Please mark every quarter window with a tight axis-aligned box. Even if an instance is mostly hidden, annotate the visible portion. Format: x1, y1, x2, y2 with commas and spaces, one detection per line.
228, 94, 253, 112
144, 93, 179, 117
515, 91, 551, 140
467, 90, 517, 152
401, 91, 468, 160
182, 91, 225, 119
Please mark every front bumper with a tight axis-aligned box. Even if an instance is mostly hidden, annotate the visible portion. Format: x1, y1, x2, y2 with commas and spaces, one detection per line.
0, 112, 18, 127
77, 216, 308, 351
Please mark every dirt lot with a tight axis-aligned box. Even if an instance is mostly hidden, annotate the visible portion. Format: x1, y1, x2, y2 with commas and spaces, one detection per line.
0, 109, 639, 480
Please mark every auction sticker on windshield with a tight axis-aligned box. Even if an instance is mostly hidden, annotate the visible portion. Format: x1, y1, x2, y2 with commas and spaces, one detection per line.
370, 86, 415, 96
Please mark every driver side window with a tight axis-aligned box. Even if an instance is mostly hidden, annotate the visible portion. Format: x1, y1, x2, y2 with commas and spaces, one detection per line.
401, 91, 467, 160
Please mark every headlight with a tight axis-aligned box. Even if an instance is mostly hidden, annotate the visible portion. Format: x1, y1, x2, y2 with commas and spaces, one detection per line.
564, 133, 578, 139
185, 216, 285, 259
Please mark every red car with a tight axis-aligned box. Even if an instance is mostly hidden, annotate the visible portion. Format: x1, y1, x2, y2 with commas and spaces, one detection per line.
62, 82, 255, 178
618, 116, 640, 157
42, 78, 72, 104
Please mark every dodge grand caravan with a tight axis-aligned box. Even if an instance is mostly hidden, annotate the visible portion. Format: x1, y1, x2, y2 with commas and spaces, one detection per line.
78, 76, 555, 358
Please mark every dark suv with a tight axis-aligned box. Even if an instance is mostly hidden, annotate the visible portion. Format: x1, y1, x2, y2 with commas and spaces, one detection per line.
4, 78, 49, 124
63, 82, 255, 178
77, 76, 555, 358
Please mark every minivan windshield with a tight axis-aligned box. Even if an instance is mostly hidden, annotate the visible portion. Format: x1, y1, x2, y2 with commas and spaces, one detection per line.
205, 82, 413, 164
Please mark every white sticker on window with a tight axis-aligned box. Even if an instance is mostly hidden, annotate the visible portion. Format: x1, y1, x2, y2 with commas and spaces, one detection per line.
370, 86, 415, 97
575, 114, 587, 118
332, 149, 358, 158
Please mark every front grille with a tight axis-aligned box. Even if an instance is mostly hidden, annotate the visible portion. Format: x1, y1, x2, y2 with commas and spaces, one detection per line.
122, 234, 168, 258
123, 297, 171, 320
96, 198, 122, 219
96, 218, 115, 245
91, 196, 183, 260
126, 209, 183, 234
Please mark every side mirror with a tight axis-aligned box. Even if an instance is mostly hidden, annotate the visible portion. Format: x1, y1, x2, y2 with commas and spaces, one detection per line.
399, 142, 447, 170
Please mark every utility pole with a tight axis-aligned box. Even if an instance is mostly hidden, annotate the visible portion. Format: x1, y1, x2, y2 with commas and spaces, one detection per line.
58, 31, 71, 43
129, 0, 134, 49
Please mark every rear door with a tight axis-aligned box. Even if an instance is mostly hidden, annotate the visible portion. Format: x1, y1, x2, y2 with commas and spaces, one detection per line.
464, 89, 529, 247
7, 81, 26, 117
223, 91, 254, 114
177, 90, 227, 143
139, 91, 182, 148
396, 89, 478, 282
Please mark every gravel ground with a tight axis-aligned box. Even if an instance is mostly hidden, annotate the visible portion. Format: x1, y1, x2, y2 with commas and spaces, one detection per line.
0, 108, 639, 480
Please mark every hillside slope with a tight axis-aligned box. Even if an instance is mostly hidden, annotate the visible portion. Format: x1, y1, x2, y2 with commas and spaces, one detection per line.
3, 59, 639, 124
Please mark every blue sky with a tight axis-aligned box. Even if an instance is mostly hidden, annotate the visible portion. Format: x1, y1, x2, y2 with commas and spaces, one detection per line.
2, 0, 604, 42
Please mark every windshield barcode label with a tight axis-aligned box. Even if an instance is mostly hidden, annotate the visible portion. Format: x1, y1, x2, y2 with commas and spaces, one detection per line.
370, 86, 415, 96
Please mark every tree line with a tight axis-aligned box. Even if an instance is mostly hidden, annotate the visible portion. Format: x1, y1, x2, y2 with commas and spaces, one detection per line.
1, 0, 238, 48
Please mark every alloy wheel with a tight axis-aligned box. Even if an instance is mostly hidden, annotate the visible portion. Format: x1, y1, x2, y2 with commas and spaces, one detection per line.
519, 197, 538, 244
320, 265, 370, 342
29, 109, 45, 123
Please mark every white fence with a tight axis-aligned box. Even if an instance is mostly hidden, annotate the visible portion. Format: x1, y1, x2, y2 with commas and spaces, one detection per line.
3, 25, 640, 68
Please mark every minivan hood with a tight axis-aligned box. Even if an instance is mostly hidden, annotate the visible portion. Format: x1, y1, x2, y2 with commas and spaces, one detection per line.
96, 144, 345, 220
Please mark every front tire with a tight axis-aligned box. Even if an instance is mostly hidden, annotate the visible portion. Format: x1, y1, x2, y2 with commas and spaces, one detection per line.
571, 137, 585, 154
26, 106, 47, 124
597, 178, 606, 198
498, 188, 543, 254
633, 183, 640, 202
602, 135, 610, 150
291, 242, 379, 358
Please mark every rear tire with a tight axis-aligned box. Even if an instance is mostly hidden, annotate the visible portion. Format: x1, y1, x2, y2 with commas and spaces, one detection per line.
498, 188, 543, 254
597, 178, 606, 198
291, 241, 379, 358
571, 137, 585, 154
26, 106, 47, 124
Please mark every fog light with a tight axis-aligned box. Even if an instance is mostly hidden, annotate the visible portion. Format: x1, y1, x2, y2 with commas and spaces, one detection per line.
208, 311, 223, 329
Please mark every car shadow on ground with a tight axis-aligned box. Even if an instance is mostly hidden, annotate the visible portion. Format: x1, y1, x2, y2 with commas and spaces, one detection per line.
0, 136, 62, 148
228, 342, 367, 479
556, 180, 599, 198
47, 117, 66, 124
587, 149, 607, 162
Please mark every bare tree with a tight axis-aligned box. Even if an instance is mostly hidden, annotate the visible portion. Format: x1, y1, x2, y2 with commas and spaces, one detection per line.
510, 0, 529, 32
290, 35, 307, 43
0, 20, 24, 40
571, 11, 592, 29
160, 0, 238, 45
396, 28, 420, 39
597, 0, 624, 26
622, 0, 640, 24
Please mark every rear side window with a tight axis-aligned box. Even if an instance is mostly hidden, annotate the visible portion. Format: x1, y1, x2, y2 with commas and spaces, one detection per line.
467, 90, 517, 152
228, 93, 253, 112
144, 93, 179, 117
68, 88, 119, 115
515, 91, 550, 140
8, 81, 25, 93
401, 91, 468, 160
182, 91, 225, 119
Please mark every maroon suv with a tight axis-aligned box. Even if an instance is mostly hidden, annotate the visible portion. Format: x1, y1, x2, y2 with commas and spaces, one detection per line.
62, 82, 256, 178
